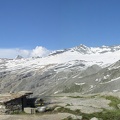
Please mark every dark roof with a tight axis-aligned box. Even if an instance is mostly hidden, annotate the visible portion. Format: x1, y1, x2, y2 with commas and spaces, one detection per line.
0, 91, 33, 103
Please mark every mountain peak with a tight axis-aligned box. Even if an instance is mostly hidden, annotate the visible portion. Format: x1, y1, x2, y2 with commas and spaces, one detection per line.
15, 55, 23, 59
71, 44, 91, 54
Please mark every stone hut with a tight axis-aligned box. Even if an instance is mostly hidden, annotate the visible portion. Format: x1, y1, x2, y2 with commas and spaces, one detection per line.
0, 91, 33, 114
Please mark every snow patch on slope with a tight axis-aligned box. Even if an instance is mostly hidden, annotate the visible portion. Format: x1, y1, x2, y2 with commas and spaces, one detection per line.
1, 45, 120, 72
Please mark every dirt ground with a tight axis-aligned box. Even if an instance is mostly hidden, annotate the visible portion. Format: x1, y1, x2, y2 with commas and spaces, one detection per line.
0, 113, 79, 120
1, 92, 119, 120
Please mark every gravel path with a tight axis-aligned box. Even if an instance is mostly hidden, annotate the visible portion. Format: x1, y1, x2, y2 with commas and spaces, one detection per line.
0, 113, 81, 120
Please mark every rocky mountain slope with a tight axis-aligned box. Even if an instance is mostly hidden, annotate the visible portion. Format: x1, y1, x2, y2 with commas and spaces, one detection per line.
0, 45, 120, 97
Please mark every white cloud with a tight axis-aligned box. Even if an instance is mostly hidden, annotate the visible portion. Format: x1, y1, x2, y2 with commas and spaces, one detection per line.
30, 46, 51, 57
0, 46, 51, 58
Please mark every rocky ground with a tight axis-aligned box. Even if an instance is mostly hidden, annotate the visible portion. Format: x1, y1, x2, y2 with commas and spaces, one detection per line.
1, 92, 120, 120
50, 93, 112, 114
0, 113, 81, 120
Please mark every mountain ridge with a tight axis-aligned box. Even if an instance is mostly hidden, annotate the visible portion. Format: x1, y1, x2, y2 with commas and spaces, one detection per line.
0, 44, 120, 96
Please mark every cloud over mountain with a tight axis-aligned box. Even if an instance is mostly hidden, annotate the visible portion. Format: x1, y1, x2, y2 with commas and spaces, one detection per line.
0, 46, 51, 58
30, 46, 51, 57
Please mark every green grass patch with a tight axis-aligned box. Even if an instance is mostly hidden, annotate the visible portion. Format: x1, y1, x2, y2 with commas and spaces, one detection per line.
63, 85, 83, 93
62, 116, 80, 120
66, 103, 71, 106
103, 96, 120, 109
55, 105, 120, 120
68, 96, 83, 98
56, 107, 81, 115
61, 109, 120, 120
82, 109, 120, 120
11, 111, 26, 115
68, 94, 98, 99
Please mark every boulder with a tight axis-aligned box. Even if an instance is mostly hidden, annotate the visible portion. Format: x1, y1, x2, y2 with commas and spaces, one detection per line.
117, 104, 120, 109
37, 106, 46, 112
90, 117, 99, 120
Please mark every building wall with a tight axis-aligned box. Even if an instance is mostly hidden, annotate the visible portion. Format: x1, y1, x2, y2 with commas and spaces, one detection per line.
5, 98, 23, 114
0, 95, 31, 114
21, 96, 27, 110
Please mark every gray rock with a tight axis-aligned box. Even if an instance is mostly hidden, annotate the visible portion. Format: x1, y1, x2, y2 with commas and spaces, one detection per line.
15, 55, 23, 59
90, 117, 99, 120
117, 104, 120, 109
73, 115, 82, 120
68, 115, 82, 120
37, 106, 46, 112
90, 117, 102, 120
54, 107, 61, 111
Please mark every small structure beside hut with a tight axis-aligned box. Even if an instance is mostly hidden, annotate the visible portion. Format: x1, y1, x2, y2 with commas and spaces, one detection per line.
0, 91, 33, 114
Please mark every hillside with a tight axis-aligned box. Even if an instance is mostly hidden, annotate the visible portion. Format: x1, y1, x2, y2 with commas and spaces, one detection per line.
0, 45, 120, 97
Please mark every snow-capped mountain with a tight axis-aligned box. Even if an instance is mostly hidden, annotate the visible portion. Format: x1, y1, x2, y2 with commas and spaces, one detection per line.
0, 44, 120, 96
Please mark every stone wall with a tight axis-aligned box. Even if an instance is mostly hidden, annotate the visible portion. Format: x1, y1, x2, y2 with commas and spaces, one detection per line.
5, 98, 22, 114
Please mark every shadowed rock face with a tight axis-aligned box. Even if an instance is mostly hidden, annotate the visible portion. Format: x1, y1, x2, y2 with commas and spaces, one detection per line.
0, 59, 120, 97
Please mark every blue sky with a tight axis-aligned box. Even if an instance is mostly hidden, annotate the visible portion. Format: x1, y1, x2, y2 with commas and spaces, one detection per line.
0, 0, 120, 57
